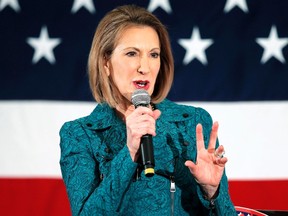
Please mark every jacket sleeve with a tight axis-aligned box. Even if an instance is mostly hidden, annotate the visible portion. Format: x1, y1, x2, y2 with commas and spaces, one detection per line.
194, 107, 237, 215
59, 121, 138, 216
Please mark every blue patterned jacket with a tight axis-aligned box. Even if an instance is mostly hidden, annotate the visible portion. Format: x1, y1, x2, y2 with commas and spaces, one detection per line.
60, 99, 237, 215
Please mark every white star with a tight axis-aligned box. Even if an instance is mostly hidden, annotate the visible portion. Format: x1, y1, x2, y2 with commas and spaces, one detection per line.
0, 0, 20, 12
26, 26, 62, 64
147, 0, 172, 14
71, 0, 95, 14
224, 0, 249, 13
178, 27, 213, 65
256, 25, 288, 64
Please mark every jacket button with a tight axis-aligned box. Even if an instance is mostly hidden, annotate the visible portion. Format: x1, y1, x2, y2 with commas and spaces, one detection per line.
182, 113, 189, 118
86, 123, 92, 127
183, 141, 189, 146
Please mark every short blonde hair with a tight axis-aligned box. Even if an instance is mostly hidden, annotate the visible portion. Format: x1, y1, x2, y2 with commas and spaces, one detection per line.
88, 4, 174, 107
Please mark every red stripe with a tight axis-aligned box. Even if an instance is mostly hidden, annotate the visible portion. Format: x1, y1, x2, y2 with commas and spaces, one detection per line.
229, 180, 288, 211
1, 178, 287, 215
0, 178, 71, 216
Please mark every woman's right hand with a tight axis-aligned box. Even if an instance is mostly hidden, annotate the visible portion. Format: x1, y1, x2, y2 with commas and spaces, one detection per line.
125, 105, 161, 161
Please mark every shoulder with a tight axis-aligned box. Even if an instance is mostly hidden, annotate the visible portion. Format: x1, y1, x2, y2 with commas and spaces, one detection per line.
59, 114, 90, 139
59, 103, 114, 156
60, 103, 115, 136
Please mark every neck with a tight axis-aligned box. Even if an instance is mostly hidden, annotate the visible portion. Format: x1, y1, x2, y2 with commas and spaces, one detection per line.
115, 102, 131, 122
114, 101, 155, 122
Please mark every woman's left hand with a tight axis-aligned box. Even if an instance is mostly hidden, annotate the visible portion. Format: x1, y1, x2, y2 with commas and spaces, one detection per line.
184, 122, 227, 199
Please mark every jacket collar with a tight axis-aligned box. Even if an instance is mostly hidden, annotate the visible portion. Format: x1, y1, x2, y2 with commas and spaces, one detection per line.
82, 99, 195, 130
82, 103, 118, 130
156, 99, 195, 122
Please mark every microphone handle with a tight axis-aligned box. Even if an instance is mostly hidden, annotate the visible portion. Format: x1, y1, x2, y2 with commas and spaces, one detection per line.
140, 134, 155, 177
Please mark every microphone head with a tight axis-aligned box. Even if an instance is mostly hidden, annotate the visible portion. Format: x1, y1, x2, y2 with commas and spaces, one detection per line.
131, 89, 151, 107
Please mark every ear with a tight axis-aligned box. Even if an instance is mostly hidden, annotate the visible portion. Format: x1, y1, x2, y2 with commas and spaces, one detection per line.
104, 60, 111, 77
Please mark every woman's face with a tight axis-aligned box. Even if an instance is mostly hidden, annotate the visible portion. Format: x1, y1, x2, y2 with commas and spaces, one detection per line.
105, 26, 161, 103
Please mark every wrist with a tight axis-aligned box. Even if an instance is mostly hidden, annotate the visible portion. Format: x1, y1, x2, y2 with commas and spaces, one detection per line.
201, 185, 219, 200
127, 146, 139, 162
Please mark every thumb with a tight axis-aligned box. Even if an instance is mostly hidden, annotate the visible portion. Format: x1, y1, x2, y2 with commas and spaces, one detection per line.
185, 160, 197, 173
185, 160, 195, 167
153, 109, 161, 120
125, 105, 135, 117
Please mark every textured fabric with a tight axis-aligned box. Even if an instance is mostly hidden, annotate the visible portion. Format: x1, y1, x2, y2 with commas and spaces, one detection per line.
60, 99, 237, 215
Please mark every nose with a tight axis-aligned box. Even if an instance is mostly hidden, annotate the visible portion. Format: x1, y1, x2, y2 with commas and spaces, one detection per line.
137, 56, 150, 74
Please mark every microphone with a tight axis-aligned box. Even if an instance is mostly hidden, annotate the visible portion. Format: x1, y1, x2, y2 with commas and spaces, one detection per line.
131, 89, 155, 177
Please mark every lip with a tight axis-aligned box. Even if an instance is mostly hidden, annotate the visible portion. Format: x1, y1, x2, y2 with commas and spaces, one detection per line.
133, 80, 150, 90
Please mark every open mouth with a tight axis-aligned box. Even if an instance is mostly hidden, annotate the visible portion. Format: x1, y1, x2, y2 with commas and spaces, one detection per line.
133, 80, 150, 89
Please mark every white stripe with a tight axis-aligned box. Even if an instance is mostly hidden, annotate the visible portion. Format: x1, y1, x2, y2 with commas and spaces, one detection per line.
183, 101, 288, 180
0, 101, 96, 177
0, 100, 287, 179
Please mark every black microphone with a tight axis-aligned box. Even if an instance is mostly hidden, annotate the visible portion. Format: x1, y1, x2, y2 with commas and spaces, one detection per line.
131, 89, 155, 177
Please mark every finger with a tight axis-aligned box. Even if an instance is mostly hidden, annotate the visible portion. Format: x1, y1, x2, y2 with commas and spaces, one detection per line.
135, 123, 157, 136
214, 157, 228, 167
136, 110, 160, 130
196, 123, 205, 151
132, 128, 156, 137
207, 122, 219, 150
214, 145, 225, 158
126, 110, 154, 126
134, 106, 154, 116
129, 114, 157, 134
128, 126, 155, 139
135, 113, 157, 125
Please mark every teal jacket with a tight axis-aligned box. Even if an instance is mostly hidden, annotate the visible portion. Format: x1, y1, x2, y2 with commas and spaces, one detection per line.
60, 99, 237, 215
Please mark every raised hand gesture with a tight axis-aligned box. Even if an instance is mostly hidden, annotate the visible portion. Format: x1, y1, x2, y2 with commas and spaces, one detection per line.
185, 122, 227, 199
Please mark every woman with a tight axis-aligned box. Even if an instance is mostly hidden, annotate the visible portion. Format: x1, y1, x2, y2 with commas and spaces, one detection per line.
60, 4, 237, 215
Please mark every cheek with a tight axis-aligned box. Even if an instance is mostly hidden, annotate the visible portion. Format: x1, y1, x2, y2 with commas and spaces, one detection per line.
110, 61, 126, 80
152, 62, 161, 78
115, 60, 137, 76
153, 58, 161, 70
110, 66, 132, 90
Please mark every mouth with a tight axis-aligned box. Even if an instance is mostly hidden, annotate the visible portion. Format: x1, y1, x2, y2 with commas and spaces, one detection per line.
133, 80, 150, 90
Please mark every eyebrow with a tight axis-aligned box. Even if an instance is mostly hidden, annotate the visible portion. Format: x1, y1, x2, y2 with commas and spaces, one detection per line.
122, 47, 160, 52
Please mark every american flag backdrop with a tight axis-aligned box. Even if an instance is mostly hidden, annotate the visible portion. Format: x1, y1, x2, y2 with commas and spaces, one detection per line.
1, 0, 288, 215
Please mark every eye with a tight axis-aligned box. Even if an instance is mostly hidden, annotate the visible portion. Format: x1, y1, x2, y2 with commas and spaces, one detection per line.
126, 51, 137, 57
151, 52, 160, 58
